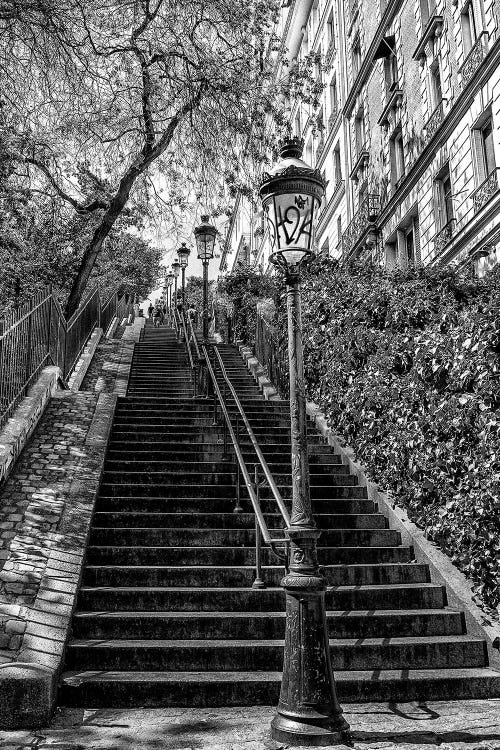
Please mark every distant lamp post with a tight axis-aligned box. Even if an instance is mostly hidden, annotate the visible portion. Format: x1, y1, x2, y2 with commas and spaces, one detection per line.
260, 137, 350, 747
165, 272, 175, 317
177, 242, 191, 310
171, 259, 181, 309
194, 215, 217, 341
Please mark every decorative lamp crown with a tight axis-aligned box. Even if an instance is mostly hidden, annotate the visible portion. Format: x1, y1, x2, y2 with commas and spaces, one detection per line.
177, 242, 191, 268
259, 137, 326, 274
194, 215, 217, 261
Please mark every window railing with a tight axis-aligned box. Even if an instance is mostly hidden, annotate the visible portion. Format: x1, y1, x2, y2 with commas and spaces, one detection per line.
325, 38, 336, 68
0, 286, 132, 429
433, 218, 456, 254
471, 168, 500, 213
341, 194, 380, 257
316, 134, 326, 160
460, 32, 488, 87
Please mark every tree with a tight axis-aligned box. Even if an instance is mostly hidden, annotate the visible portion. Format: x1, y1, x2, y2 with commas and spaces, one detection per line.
1, 0, 312, 317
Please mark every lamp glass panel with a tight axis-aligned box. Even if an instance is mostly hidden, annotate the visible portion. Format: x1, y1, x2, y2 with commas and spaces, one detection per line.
263, 192, 318, 255
196, 234, 215, 260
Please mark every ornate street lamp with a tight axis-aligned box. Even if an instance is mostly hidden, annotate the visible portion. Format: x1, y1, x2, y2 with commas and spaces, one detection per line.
165, 272, 175, 318
194, 215, 217, 341
260, 137, 350, 747
171, 258, 181, 310
177, 242, 191, 310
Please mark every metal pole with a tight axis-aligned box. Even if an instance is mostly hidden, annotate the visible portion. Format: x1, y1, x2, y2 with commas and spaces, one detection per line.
202, 259, 209, 342
252, 465, 265, 589
181, 267, 186, 310
271, 271, 350, 747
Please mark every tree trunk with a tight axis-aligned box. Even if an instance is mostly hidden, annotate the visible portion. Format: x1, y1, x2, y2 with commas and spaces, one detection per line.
63, 92, 201, 319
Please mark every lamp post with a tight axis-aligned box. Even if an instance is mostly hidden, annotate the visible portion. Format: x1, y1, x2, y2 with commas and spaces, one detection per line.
177, 243, 191, 310
165, 272, 174, 323
171, 258, 180, 309
259, 137, 350, 747
194, 215, 217, 342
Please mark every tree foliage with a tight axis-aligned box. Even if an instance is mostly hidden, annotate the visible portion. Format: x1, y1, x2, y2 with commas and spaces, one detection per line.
1, 0, 313, 315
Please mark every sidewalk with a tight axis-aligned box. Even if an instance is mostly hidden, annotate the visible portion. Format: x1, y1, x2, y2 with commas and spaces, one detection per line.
0, 700, 499, 749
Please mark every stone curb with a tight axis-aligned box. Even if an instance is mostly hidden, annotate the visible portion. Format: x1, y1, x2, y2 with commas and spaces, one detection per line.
68, 328, 103, 392
0, 367, 61, 488
237, 345, 500, 672
0, 392, 117, 729
238, 343, 280, 401
105, 316, 119, 339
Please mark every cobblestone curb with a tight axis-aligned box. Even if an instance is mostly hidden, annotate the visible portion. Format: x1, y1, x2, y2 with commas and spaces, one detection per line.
0, 391, 117, 729
0, 367, 61, 488
237, 344, 500, 673
68, 328, 103, 392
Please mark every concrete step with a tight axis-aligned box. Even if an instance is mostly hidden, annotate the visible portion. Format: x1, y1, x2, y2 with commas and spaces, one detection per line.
94, 496, 377, 514
85, 545, 413, 566
91, 512, 386, 530
59, 667, 500, 707
82, 563, 429, 588
87, 528, 401, 548
77, 583, 445, 612
71, 608, 466, 640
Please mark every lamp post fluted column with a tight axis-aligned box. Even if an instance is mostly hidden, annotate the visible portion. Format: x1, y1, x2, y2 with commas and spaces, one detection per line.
259, 137, 350, 747
202, 259, 209, 341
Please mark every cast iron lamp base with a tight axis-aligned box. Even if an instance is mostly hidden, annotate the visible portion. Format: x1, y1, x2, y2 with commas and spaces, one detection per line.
271, 529, 351, 747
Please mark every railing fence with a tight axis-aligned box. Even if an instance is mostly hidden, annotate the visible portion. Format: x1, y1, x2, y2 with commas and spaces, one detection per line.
255, 313, 290, 399
0, 285, 134, 429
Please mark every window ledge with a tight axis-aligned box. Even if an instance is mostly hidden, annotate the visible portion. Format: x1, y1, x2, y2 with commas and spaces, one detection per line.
378, 87, 404, 126
412, 14, 444, 61
350, 149, 369, 182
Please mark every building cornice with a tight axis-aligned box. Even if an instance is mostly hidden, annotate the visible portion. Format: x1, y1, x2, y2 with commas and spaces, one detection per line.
344, 0, 404, 116
378, 36, 500, 227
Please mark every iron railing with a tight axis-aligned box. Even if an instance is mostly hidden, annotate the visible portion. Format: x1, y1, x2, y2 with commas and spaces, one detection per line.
203, 344, 290, 586
471, 168, 500, 214
255, 313, 290, 399
341, 193, 380, 259
0, 286, 133, 429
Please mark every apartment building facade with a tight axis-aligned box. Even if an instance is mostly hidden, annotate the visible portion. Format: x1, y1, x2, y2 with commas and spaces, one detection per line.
220, 0, 500, 277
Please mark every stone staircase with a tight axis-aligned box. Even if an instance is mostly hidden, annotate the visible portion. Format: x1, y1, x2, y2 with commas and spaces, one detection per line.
59, 322, 500, 706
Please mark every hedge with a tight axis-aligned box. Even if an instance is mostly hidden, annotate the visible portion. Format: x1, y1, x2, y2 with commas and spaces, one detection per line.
219, 259, 500, 617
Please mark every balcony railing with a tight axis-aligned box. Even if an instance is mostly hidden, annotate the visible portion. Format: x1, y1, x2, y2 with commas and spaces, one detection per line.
341, 194, 380, 258
424, 100, 444, 143
460, 32, 488, 87
471, 168, 500, 213
433, 218, 456, 254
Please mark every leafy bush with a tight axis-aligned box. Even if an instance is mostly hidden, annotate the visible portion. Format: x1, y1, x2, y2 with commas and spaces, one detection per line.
216, 264, 277, 343
223, 260, 500, 616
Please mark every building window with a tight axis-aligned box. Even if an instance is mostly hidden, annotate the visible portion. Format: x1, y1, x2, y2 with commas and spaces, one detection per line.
294, 111, 301, 137
330, 79, 338, 116
429, 59, 442, 109
434, 163, 454, 228
333, 145, 342, 185
461, 2, 478, 55
420, 0, 436, 27
354, 108, 366, 155
327, 11, 334, 43
405, 225, 416, 265
389, 127, 405, 188
473, 117, 496, 182
384, 52, 398, 93
352, 36, 362, 77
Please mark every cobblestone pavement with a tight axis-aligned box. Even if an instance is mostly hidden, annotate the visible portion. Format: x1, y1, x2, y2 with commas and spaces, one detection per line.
0, 392, 99, 659
0, 701, 499, 749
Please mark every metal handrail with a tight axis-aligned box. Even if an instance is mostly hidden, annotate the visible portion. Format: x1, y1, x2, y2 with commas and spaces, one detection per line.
180, 312, 195, 372
201, 344, 284, 546
187, 313, 202, 361
212, 345, 291, 528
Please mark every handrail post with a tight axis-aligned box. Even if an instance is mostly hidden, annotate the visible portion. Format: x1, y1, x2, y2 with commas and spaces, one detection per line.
212, 354, 218, 425
252, 465, 266, 589
233, 415, 243, 513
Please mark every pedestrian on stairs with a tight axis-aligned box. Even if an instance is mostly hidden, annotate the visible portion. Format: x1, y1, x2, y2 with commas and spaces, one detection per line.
147, 303, 154, 319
